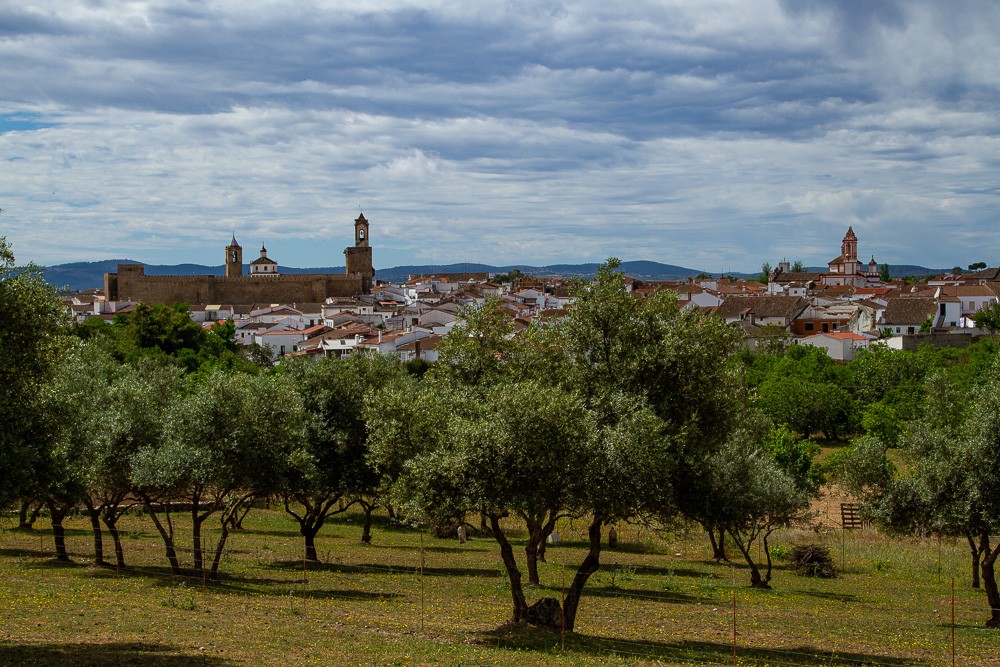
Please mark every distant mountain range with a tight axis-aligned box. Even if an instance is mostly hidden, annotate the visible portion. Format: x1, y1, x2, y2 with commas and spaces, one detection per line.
42, 259, 948, 293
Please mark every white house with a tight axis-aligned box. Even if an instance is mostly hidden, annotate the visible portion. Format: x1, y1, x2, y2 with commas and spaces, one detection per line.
879, 298, 937, 335
937, 285, 998, 318
396, 334, 443, 363
253, 329, 315, 360
799, 331, 871, 361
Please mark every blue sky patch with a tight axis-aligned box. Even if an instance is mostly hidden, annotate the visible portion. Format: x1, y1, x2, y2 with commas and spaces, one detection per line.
0, 112, 54, 134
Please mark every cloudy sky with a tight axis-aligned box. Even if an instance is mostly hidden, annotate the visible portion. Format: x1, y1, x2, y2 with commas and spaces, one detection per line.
1, 1, 998, 272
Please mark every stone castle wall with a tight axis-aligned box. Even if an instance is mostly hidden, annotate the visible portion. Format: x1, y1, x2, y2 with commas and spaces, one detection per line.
106, 264, 366, 305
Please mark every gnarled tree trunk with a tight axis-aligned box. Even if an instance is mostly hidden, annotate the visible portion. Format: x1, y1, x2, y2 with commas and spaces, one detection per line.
490, 513, 528, 623
103, 512, 126, 570
562, 515, 604, 632
284, 494, 347, 563
981, 536, 1000, 629
46, 499, 73, 563
707, 524, 728, 561
967, 531, 985, 589
357, 499, 375, 544
83, 498, 105, 566
141, 494, 181, 575
730, 529, 771, 589
18, 499, 43, 530
525, 517, 545, 586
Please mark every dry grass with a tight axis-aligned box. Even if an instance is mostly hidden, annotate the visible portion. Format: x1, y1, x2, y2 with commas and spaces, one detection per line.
0, 507, 995, 666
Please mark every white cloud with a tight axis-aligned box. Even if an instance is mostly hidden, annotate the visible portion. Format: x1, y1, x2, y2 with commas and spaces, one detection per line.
0, 0, 997, 273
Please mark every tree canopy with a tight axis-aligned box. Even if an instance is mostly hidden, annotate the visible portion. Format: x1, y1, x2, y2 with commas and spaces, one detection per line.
0, 238, 69, 505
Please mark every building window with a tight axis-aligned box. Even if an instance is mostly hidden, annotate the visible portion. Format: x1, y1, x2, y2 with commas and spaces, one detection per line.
805, 322, 814, 331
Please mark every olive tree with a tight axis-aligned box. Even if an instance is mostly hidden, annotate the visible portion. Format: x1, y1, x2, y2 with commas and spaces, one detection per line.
559, 260, 744, 566
710, 421, 819, 588
281, 353, 411, 561
0, 238, 68, 507
371, 259, 743, 631
370, 377, 658, 631
132, 370, 305, 578
42, 337, 183, 567
841, 364, 1000, 626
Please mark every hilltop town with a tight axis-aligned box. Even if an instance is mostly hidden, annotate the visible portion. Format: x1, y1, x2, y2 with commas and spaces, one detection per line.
63, 218, 999, 363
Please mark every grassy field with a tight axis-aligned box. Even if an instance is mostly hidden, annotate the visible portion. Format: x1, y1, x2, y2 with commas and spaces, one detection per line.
0, 506, 996, 667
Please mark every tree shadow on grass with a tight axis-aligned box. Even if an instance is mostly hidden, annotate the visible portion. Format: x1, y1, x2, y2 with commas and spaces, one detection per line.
375, 543, 491, 553
0, 641, 233, 666
477, 625, 926, 666
285, 589, 401, 602
238, 527, 302, 538
75, 563, 300, 595
0, 549, 84, 568
270, 559, 501, 578
553, 585, 702, 605
621, 564, 721, 579
76, 565, 404, 604
602, 542, 667, 555
796, 590, 858, 602
0, 547, 56, 559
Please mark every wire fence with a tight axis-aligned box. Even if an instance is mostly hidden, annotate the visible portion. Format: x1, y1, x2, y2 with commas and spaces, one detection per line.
0, 514, 996, 667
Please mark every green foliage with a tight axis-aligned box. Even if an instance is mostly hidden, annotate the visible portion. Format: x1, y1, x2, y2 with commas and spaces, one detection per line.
879, 263, 891, 282
432, 297, 515, 387
131, 369, 307, 576
791, 260, 804, 273
492, 268, 524, 284
41, 342, 180, 515
403, 357, 431, 378
972, 300, 1000, 332
846, 343, 929, 420
935, 338, 1000, 389
759, 261, 772, 283
825, 435, 895, 507
108, 303, 249, 373
456, 380, 598, 519
755, 376, 853, 439
0, 237, 70, 505
762, 425, 824, 495
709, 413, 810, 587
283, 353, 411, 503
859, 401, 903, 447
857, 360, 1000, 624
135, 370, 304, 496
366, 378, 467, 520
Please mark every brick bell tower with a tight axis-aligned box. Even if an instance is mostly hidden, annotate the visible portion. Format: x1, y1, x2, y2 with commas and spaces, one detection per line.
344, 212, 374, 292
226, 234, 243, 278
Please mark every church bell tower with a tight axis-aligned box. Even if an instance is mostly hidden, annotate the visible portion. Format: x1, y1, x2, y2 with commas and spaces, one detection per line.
344, 212, 374, 292
226, 235, 243, 278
